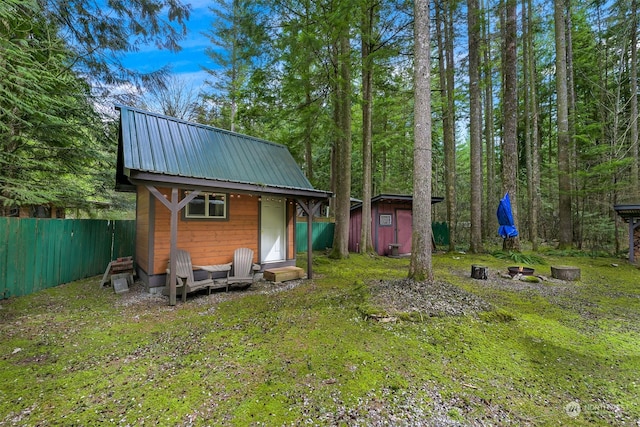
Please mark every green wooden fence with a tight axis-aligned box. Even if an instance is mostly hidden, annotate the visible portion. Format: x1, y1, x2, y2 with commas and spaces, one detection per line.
432, 221, 450, 246
296, 222, 335, 252
0, 218, 135, 299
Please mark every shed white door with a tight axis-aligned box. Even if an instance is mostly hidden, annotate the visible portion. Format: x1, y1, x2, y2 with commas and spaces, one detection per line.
261, 197, 286, 263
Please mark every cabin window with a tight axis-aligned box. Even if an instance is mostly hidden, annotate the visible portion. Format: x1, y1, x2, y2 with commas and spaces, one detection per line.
185, 192, 227, 219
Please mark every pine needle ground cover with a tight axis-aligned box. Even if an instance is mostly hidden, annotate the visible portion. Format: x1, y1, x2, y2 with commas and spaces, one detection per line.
0, 252, 638, 425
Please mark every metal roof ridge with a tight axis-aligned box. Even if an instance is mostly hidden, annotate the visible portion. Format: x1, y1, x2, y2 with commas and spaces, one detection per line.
115, 104, 289, 150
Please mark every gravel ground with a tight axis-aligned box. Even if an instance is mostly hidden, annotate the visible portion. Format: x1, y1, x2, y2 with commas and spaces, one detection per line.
368, 278, 493, 318
312, 384, 519, 427
115, 277, 307, 310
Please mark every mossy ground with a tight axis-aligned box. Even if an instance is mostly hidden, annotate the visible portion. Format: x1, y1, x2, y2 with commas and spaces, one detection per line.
0, 251, 638, 425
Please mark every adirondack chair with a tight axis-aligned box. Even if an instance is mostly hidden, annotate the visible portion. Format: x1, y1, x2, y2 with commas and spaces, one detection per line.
228, 248, 261, 286
170, 249, 214, 302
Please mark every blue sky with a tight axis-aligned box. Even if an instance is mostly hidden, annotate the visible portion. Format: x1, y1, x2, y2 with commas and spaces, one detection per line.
121, 0, 215, 89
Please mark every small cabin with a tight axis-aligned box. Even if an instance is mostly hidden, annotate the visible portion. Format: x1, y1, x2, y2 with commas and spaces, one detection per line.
349, 194, 444, 256
115, 106, 330, 298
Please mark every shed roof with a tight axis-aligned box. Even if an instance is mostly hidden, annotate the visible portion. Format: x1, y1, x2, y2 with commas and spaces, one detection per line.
350, 194, 444, 211
614, 204, 640, 221
115, 105, 329, 198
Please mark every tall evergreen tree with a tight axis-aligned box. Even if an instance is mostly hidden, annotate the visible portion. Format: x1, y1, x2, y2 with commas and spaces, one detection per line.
202, 0, 266, 132
435, 0, 457, 252
468, 0, 483, 253
409, 0, 433, 281
0, 0, 109, 213
555, 0, 573, 249
482, 0, 497, 239
502, 0, 520, 250
45, 0, 190, 88
524, 0, 541, 250
631, 0, 639, 197
329, 19, 354, 259
359, 0, 377, 254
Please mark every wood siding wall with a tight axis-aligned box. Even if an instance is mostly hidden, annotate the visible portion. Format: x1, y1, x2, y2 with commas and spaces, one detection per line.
348, 208, 362, 253
135, 189, 151, 272
135, 186, 300, 283
373, 202, 408, 256
151, 190, 260, 275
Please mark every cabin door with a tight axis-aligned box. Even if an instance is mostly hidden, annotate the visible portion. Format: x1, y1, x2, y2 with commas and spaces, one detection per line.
261, 197, 286, 263
396, 209, 413, 254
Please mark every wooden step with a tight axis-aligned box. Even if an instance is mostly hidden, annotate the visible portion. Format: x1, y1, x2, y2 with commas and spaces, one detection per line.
263, 266, 305, 283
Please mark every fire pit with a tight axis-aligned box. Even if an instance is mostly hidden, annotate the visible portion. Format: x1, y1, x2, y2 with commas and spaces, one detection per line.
508, 266, 534, 277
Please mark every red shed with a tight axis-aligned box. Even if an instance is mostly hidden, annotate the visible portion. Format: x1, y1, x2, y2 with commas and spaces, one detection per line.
349, 194, 444, 256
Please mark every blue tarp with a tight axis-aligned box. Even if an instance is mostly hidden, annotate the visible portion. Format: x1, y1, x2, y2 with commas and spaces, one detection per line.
497, 193, 519, 238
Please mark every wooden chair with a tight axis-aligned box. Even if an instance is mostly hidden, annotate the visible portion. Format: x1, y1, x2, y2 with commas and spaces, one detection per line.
228, 248, 261, 286
169, 249, 214, 302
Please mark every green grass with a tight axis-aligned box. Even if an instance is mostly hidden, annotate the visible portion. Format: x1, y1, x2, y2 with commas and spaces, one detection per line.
1, 252, 639, 425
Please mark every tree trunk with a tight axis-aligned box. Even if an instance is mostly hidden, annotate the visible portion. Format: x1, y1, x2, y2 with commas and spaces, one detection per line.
436, 1, 456, 252
304, 84, 314, 183
555, 0, 573, 249
528, 0, 541, 251
565, 0, 578, 246
409, 0, 433, 282
502, 0, 520, 251
632, 0, 639, 197
360, 0, 376, 254
482, 0, 497, 240
329, 32, 353, 259
445, 2, 457, 252
523, 0, 532, 244
468, 0, 483, 253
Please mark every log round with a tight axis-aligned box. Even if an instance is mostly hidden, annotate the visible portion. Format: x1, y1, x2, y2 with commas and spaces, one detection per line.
471, 264, 488, 280
551, 265, 581, 281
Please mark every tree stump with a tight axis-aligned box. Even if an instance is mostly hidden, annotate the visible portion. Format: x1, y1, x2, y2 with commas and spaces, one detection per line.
471, 265, 488, 280
551, 265, 581, 281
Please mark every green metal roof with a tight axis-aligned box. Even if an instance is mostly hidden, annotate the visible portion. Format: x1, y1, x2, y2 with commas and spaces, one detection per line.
116, 105, 324, 196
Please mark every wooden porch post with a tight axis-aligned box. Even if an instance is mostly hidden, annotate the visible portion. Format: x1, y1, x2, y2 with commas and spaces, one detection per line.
146, 186, 200, 305
629, 218, 640, 263
630, 220, 635, 263
296, 199, 322, 280
169, 188, 179, 305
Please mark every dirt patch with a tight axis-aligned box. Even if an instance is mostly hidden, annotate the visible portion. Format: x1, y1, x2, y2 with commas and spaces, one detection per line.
368, 278, 493, 317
